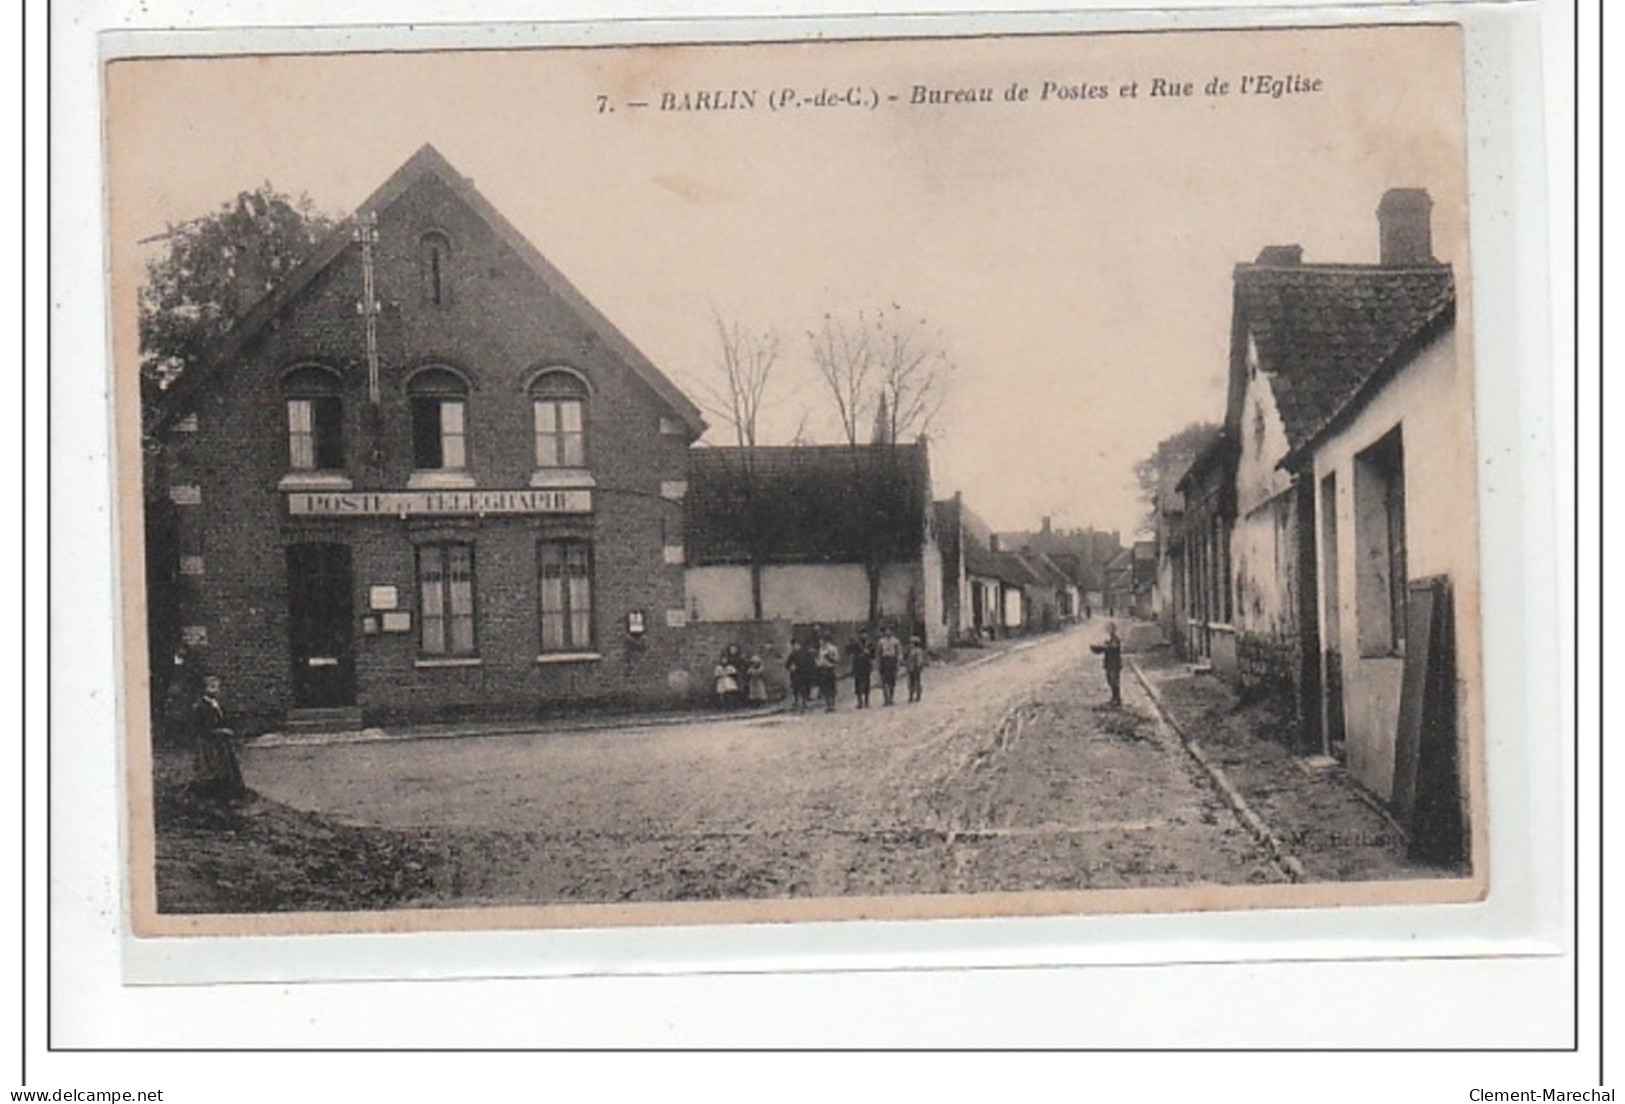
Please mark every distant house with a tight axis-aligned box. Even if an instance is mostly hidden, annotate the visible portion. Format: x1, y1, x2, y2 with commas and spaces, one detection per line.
1130, 539, 1158, 620
998, 518, 1120, 618
1166, 430, 1237, 674
685, 442, 946, 648
1005, 548, 1073, 632
960, 515, 1008, 640
1102, 547, 1134, 617
934, 492, 1003, 643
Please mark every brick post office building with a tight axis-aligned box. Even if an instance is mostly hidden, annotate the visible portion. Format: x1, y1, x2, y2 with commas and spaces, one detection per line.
154, 145, 707, 732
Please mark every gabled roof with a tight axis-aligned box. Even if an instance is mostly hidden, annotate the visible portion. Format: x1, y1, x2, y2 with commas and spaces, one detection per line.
962, 535, 1002, 581
994, 550, 1047, 588
1024, 550, 1075, 590
158, 143, 706, 437
1045, 551, 1101, 592
1230, 260, 1454, 454
1174, 428, 1235, 495
686, 443, 932, 566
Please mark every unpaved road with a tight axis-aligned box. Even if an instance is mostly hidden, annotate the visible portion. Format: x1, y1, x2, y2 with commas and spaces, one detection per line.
240, 623, 1282, 905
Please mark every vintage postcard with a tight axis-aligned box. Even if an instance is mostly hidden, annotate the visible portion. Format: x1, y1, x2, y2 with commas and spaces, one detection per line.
106, 19, 1488, 939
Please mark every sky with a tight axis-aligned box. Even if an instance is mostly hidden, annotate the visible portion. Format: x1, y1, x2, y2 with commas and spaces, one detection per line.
106, 24, 1468, 536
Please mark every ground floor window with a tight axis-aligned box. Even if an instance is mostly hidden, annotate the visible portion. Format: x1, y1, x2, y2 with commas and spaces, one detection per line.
539, 539, 593, 652
418, 542, 477, 656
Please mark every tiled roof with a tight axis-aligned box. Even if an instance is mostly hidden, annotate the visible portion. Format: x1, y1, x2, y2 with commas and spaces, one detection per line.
962, 536, 1003, 580
1026, 550, 1075, 589
686, 443, 931, 566
1235, 262, 1455, 450
995, 550, 1047, 588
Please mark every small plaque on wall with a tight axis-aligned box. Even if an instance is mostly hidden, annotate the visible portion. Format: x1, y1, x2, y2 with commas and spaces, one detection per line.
381, 611, 412, 633
665, 608, 688, 628
369, 585, 399, 611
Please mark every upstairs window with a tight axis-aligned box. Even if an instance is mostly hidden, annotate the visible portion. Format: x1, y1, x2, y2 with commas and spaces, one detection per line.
282, 365, 345, 472
408, 367, 469, 472
531, 370, 588, 469
419, 231, 451, 307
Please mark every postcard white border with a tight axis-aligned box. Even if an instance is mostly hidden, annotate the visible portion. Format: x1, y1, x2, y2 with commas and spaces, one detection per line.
44, 0, 1578, 1054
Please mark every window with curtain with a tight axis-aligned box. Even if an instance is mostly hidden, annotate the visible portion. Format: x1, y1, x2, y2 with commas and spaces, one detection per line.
538, 539, 593, 652
530, 371, 589, 469
418, 542, 477, 657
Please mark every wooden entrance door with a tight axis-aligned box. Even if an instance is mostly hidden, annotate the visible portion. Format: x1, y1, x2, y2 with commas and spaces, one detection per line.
286, 543, 356, 708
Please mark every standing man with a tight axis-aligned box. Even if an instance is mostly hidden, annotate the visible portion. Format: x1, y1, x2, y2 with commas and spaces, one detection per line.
904, 636, 927, 703
785, 638, 815, 713
846, 629, 875, 708
1090, 622, 1124, 706
815, 630, 841, 713
876, 626, 903, 706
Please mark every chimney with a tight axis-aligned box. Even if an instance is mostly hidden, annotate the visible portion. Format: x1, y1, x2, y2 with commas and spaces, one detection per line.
1378, 188, 1434, 265
1254, 245, 1303, 266
989, 534, 1000, 553
1041, 516, 1052, 534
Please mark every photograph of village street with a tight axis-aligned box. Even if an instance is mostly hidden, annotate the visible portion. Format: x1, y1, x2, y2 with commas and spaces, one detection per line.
110, 24, 1483, 929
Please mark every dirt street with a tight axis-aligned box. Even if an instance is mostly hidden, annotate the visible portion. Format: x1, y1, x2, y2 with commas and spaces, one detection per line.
239, 623, 1282, 905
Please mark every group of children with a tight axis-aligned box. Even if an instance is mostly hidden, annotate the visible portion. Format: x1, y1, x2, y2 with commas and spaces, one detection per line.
711, 643, 769, 709
781, 626, 927, 714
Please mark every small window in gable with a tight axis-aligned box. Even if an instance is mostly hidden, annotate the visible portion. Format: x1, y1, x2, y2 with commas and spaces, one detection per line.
420, 231, 452, 307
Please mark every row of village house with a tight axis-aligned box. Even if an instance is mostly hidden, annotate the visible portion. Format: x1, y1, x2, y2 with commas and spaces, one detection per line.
1149, 188, 1474, 866
146, 144, 1127, 739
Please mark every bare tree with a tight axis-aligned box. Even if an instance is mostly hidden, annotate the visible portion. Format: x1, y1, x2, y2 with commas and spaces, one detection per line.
874, 306, 950, 446
808, 311, 875, 447
696, 310, 782, 449
696, 311, 784, 619
808, 306, 954, 628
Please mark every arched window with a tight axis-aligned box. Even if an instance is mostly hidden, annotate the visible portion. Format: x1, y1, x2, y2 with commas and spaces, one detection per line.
530, 370, 588, 470
419, 231, 452, 307
281, 365, 345, 472
408, 367, 469, 473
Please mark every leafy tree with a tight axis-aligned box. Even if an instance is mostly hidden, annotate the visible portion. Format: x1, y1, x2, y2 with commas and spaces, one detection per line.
139, 185, 335, 425
138, 185, 334, 734
1135, 420, 1222, 527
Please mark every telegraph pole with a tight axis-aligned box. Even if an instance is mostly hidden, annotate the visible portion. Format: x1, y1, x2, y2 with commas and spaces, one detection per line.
354, 211, 381, 404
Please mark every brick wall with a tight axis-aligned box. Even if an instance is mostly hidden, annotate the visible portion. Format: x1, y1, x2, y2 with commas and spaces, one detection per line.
172, 166, 701, 732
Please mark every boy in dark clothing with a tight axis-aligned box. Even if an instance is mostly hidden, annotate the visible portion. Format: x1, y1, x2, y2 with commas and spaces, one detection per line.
785, 639, 816, 713
1090, 622, 1124, 706
846, 630, 875, 708
904, 637, 927, 703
